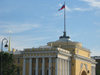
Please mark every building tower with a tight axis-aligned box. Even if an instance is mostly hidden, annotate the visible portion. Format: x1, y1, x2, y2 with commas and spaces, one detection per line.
8, 31, 11, 51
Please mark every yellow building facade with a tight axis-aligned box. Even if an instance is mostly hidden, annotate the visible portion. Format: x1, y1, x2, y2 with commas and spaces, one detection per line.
9, 35, 97, 75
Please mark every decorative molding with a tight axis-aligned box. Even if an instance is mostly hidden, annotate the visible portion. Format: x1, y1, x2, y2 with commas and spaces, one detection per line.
59, 51, 72, 57
85, 64, 88, 70
74, 54, 97, 64
58, 56, 70, 60
80, 63, 83, 69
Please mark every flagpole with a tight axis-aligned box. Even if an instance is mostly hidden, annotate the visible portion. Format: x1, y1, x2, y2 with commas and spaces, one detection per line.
59, 2, 70, 39
64, 2, 66, 37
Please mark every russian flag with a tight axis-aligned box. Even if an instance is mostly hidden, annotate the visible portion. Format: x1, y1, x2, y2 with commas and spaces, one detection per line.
58, 4, 65, 11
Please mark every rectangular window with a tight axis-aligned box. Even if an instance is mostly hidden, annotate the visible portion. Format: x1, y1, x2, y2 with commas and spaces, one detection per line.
47, 59, 49, 63
47, 70, 48, 75
52, 59, 55, 62
33, 59, 36, 63
17, 58, 20, 63
40, 70, 42, 75
17, 70, 20, 75
34, 70, 35, 75
41, 59, 42, 63
14, 60, 16, 63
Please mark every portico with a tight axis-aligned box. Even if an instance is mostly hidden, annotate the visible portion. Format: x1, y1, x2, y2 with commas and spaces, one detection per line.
22, 47, 71, 75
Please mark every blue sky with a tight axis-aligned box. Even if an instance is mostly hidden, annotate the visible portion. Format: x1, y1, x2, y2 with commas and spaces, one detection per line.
0, 0, 100, 56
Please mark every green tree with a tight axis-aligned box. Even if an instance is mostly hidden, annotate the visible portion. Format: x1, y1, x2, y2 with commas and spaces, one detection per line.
96, 69, 100, 75
0, 52, 19, 75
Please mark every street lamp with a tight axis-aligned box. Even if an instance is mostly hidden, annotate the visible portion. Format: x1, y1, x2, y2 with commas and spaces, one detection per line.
1, 38, 8, 75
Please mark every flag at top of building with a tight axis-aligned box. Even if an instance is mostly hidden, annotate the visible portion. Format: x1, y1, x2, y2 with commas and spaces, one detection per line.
58, 3, 65, 11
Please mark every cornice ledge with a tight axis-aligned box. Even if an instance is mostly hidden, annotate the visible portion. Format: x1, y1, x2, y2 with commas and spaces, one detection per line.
59, 51, 72, 57
75, 45, 91, 53
21, 50, 58, 54
74, 54, 97, 64
62, 45, 91, 53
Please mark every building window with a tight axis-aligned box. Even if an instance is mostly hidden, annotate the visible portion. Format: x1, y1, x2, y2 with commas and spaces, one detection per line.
47, 70, 48, 75
34, 70, 35, 75
72, 63, 74, 66
87, 70, 89, 73
41, 59, 42, 63
47, 59, 49, 63
52, 59, 55, 62
40, 70, 42, 75
33, 59, 36, 63
17, 58, 20, 63
73, 50, 74, 52
14, 60, 16, 63
17, 69, 20, 75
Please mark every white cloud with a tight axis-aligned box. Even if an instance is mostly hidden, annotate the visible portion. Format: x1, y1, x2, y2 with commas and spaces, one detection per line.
0, 34, 52, 50
54, 12, 63, 16
81, 0, 100, 8
69, 33, 79, 37
0, 21, 41, 34
91, 46, 100, 56
0, 21, 42, 50
11, 36, 52, 50
94, 22, 100, 26
73, 7, 92, 11
94, 10, 100, 16
94, 22, 100, 32
0, 35, 8, 42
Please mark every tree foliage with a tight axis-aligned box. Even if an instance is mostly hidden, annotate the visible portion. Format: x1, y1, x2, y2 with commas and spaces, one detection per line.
96, 69, 100, 75
0, 52, 19, 75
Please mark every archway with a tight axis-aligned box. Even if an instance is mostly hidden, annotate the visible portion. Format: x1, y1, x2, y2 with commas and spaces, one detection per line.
81, 71, 87, 75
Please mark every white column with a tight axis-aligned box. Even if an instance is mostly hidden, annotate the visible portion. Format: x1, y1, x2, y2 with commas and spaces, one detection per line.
29, 58, 32, 75
60, 59, 61, 75
94, 67, 96, 75
69, 60, 71, 75
36, 58, 38, 75
67, 60, 70, 75
66, 60, 68, 75
49, 57, 51, 75
23, 58, 26, 75
42, 58, 45, 75
65, 60, 66, 75
55, 58, 58, 75
63, 59, 64, 75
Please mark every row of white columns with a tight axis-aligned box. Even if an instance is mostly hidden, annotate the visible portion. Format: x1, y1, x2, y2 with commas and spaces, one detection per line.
23, 58, 70, 75
59, 59, 70, 75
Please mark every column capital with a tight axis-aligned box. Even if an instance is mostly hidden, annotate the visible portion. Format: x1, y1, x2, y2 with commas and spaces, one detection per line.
42, 57, 45, 59
67, 58, 71, 61
49, 57, 52, 58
